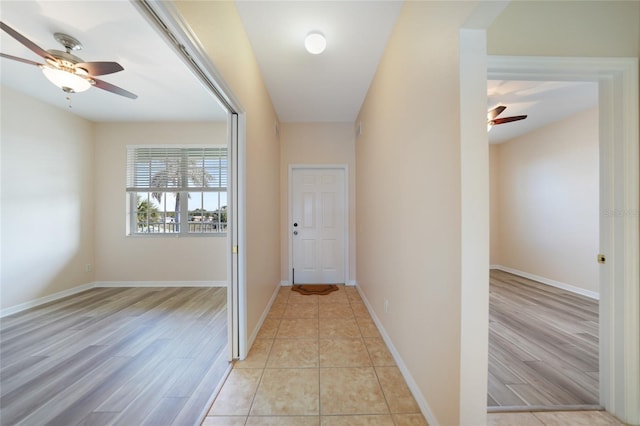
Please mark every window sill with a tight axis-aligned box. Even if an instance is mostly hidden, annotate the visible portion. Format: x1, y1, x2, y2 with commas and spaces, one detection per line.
126, 233, 227, 238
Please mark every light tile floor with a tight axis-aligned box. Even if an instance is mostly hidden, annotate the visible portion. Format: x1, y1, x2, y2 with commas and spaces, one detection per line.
202, 286, 625, 426
201, 286, 428, 425
487, 410, 625, 425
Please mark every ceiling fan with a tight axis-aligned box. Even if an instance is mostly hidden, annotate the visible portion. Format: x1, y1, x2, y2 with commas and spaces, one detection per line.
0, 21, 137, 99
487, 105, 526, 131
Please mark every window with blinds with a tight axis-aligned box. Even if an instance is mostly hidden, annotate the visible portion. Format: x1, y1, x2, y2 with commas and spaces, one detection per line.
126, 146, 227, 235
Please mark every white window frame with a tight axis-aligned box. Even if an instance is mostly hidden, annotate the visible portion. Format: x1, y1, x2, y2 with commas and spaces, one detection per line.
126, 144, 228, 237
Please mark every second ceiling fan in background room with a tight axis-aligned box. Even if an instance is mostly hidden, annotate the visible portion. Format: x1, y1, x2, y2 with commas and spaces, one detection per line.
0, 21, 137, 99
487, 105, 527, 131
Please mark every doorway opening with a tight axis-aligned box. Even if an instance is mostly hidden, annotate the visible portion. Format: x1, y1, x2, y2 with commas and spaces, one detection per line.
485, 55, 639, 421
487, 78, 600, 409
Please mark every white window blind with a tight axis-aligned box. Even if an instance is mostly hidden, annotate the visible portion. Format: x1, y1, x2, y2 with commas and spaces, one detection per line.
126, 146, 227, 192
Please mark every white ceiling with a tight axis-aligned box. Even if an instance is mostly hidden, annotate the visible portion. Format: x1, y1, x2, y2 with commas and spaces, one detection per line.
487, 79, 598, 144
0, 1, 599, 138
0, 0, 226, 122
235, 0, 403, 122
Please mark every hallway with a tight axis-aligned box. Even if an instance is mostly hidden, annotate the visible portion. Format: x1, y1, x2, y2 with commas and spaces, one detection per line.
202, 286, 427, 425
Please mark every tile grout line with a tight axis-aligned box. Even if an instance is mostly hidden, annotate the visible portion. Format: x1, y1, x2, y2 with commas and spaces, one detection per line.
242, 289, 287, 425
214, 287, 425, 424
355, 290, 395, 422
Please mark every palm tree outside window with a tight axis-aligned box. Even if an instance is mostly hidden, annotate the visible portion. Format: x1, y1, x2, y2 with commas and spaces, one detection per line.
126, 146, 227, 235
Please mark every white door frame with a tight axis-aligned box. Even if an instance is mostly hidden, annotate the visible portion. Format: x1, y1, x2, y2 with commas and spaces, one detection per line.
486, 55, 639, 423
134, 1, 248, 360
288, 164, 349, 285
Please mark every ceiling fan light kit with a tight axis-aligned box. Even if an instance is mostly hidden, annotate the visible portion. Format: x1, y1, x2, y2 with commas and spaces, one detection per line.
40, 64, 93, 93
0, 21, 137, 99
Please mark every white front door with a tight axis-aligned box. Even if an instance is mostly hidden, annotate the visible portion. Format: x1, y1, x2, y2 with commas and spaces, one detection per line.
291, 168, 346, 284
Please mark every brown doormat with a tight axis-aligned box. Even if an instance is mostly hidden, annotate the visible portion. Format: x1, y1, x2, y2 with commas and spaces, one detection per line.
291, 284, 339, 296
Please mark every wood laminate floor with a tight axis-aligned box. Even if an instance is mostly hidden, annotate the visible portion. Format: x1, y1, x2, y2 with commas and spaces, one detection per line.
0, 287, 230, 426
488, 270, 599, 408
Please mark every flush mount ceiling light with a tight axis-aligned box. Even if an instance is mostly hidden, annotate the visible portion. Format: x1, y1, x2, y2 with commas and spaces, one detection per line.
304, 32, 326, 55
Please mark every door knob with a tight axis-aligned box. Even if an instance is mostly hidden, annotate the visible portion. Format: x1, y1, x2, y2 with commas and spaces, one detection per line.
293, 231, 298, 235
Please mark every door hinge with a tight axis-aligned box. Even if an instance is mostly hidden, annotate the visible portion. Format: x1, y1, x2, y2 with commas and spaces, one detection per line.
597, 254, 606, 264
232, 245, 238, 254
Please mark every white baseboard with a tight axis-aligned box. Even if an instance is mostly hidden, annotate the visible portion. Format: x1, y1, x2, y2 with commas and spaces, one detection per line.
354, 284, 439, 426
95, 280, 227, 288
280, 280, 291, 286
491, 265, 599, 300
0, 282, 95, 318
245, 281, 282, 357
347, 280, 357, 286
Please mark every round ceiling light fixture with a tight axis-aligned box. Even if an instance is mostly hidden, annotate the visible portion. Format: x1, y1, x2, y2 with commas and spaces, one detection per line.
304, 32, 326, 55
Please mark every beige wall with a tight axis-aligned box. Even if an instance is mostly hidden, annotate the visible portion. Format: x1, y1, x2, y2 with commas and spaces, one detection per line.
1, 87, 95, 310
488, 0, 640, 57
489, 144, 502, 263
353, 1, 636, 422
93, 122, 227, 283
279, 123, 356, 284
490, 108, 600, 294
488, 0, 640, 291
174, 1, 281, 340
355, 2, 478, 424
0, 89, 232, 309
